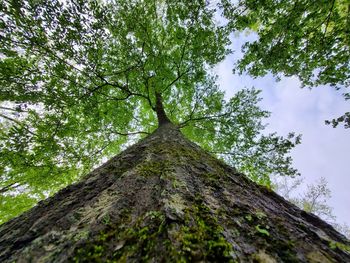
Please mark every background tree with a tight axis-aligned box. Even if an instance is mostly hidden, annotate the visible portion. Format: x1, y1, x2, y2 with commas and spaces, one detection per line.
0, 0, 300, 223
273, 176, 350, 239
297, 177, 335, 221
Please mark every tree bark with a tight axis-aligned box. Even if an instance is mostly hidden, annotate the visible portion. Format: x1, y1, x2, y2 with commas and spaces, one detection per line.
155, 92, 171, 126
0, 124, 349, 262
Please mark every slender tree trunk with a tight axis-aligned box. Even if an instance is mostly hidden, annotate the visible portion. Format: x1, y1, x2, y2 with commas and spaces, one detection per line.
0, 99, 349, 262
155, 92, 172, 126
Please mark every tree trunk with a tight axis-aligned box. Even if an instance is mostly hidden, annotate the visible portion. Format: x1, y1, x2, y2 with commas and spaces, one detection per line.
0, 122, 349, 262
155, 92, 172, 126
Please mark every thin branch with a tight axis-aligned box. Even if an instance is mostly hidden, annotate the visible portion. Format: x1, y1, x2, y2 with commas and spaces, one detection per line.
323, 0, 336, 39
178, 28, 191, 71
178, 113, 229, 128
188, 90, 201, 121
90, 141, 113, 158
162, 67, 191, 93
110, 130, 150, 136
0, 113, 36, 136
0, 182, 21, 194
0, 106, 27, 113
95, 91, 133, 102
78, 83, 110, 99
94, 72, 130, 93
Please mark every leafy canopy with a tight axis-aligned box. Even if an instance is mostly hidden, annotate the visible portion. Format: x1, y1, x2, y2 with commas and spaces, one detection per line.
0, 0, 306, 223
221, 0, 350, 127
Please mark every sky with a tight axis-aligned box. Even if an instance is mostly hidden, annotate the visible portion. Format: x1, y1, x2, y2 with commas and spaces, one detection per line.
216, 33, 350, 226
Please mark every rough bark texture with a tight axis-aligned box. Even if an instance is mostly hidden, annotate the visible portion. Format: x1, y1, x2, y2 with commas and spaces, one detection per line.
0, 123, 349, 262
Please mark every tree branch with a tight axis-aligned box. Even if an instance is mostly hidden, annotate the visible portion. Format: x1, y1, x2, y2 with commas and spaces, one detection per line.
110, 130, 150, 136
0, 113, 36, 136
323, 0, 336, 40
162, 67, 191, 93
178, 113, 229, 128
0, 106, 27, 113
0, 182, 21, 194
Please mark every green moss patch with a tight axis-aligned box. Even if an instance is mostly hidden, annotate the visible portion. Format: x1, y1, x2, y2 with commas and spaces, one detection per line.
168, 202, 236, 262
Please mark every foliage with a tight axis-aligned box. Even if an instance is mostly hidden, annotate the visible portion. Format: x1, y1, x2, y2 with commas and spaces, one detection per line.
180, 86, 301, 185
325, 112, 350, 129
221, 0, 350, 128
0, 0, 301, 223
